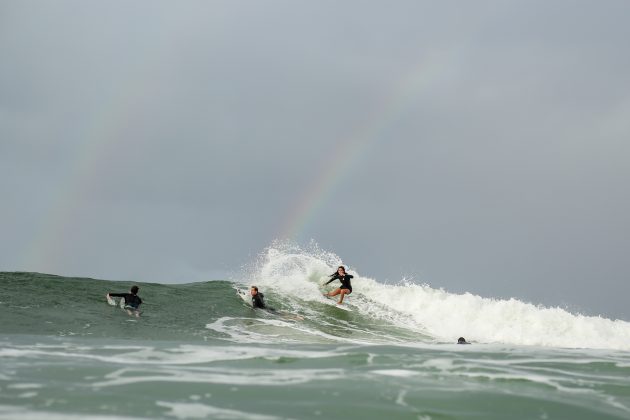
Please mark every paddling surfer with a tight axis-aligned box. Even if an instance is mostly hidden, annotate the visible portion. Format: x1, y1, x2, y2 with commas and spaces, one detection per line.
249, 286, 305, 320
250, 286, 268, 309
107, 285, 142, 317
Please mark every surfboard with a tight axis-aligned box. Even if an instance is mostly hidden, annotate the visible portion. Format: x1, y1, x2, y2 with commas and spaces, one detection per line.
106, 295, 141, 317
106, 295, 127, 309
323, 295, 352, 311
236, 289, 250, 304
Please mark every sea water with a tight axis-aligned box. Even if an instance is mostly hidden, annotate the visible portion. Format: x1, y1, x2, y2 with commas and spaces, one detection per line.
1, 245, 629, 419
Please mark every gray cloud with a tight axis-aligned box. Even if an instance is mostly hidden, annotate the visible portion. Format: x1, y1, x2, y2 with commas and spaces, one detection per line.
1, 0, 629, 319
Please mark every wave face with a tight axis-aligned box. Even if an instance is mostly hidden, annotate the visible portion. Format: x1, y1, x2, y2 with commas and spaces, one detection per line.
1, 244, 630, 350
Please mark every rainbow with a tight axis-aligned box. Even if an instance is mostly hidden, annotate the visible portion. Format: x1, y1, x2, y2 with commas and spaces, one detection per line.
20, 65, 156, 272
21, 50, 453, 270
278, 54, 449, 240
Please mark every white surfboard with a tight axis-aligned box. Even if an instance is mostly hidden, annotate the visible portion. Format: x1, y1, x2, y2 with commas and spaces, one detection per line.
323, 295, 352, 311
236, 289, 250, 304
106, 295, 127, 309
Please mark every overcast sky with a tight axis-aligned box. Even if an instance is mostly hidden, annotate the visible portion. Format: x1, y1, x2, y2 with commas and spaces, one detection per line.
1, 1, 629, 320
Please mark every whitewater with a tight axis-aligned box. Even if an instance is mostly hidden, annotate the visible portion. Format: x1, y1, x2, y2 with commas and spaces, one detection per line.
246, 244, 630, 350
1, 243, 629, 419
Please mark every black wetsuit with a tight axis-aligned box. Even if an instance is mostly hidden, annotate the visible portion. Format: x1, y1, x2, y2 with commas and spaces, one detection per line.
252, 293, 266, 309
324, 273, 353, 292
109, 293, 142, 309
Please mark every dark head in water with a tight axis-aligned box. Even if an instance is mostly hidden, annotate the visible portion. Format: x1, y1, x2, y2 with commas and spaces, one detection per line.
457, 337, 470, 344
130, 285, 139, 295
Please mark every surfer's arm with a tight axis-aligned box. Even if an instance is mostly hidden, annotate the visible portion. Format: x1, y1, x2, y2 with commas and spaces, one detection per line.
108, 293, 126, 297
323, 274, 338, 286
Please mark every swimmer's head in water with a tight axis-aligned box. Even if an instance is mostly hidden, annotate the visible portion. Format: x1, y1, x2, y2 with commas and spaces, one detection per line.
130, 285, 139, 294
250, 286, 259, 296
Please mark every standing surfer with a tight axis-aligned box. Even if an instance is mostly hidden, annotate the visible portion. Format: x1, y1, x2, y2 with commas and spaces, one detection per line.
323, 266, 353, 304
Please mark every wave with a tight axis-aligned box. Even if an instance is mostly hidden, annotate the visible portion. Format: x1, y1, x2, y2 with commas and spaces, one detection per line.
240, 242, 630, 350
2, 243, 630, 350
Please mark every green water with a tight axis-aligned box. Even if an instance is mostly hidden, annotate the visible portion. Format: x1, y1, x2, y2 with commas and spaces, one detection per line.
1, 273, 629, 419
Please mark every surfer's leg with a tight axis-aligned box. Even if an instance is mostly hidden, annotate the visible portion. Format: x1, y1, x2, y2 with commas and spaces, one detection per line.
338, 289, 351, 304
326, 288, 341, 298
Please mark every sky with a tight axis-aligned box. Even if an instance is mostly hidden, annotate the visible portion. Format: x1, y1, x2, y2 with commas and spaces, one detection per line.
1, 0, 629, 320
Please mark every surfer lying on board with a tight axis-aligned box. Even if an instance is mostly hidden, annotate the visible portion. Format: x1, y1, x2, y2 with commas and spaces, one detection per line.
323, 266, 353, 304
249, 286, 305, 320
107, 285, 142, 317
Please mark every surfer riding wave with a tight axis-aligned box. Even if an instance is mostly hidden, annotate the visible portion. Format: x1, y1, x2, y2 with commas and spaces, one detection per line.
323, 266, 353, 304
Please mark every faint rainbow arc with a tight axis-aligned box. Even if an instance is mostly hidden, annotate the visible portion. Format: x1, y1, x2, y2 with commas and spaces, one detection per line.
279, 56, 446, 240
20, 67, 157, 271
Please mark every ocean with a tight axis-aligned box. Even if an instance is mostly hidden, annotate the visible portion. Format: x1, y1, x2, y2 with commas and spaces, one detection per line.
2, 246, 630, 419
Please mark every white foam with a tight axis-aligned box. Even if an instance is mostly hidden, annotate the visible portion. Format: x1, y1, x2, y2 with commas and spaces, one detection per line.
156, 401, 283, 420
0, 342, 342, 366
242, 242, 342, 305
371, 369, 419, 378
0, 405, 142, 420
361, 279, 630, 350
247, 243, 630, 350
7, 383, 42, 390
94, 367, 345, 388
206, 316, 375, 345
